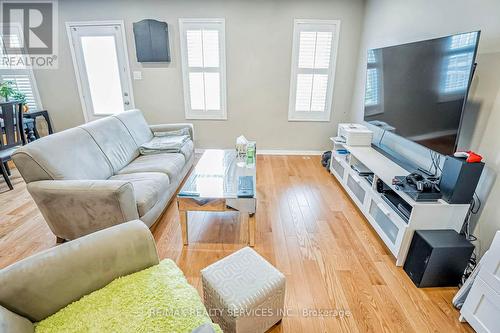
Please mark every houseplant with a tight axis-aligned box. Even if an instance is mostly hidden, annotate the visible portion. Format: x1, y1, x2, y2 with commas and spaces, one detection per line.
0, 81, 15, 102
0, 81, 29, 112
12, 91, 28, 112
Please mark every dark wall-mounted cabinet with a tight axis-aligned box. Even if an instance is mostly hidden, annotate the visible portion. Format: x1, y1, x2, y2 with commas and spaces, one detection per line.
133, 19, 170, 62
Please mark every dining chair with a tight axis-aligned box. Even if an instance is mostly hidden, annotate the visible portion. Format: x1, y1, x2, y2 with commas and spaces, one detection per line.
0, 101, 25, 190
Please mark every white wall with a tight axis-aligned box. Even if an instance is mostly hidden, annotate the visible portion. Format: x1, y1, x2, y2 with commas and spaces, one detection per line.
34, 0, 365, 151
351, 0, 500, 255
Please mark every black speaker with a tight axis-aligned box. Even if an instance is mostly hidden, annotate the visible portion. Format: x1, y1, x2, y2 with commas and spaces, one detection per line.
439, 156, 484, 204
404, 230, 474, 287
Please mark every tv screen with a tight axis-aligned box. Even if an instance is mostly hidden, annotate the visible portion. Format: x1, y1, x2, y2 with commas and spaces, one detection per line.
363, 31, 480, 155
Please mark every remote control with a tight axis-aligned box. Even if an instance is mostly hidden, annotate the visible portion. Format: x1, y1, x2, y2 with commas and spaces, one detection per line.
237, 176, 254, 198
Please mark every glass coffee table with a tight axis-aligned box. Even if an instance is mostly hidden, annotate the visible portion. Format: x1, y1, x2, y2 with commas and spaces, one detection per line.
177, 149, 256, 246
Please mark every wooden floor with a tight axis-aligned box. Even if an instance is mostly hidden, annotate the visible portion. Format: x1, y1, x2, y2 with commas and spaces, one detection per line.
0, 156, 473, 333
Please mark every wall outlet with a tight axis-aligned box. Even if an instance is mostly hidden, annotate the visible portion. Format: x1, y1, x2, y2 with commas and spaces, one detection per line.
133, 71, 143, 80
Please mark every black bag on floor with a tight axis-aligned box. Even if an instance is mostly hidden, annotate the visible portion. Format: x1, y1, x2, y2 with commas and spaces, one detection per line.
321, 151, 331, 169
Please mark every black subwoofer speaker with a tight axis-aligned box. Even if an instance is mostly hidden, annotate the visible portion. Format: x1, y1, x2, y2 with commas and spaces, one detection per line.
403, 230, 474, 288
439, 156, 484, 204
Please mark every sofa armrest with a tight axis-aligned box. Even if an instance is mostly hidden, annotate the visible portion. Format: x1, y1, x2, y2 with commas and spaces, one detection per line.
0, 220, 159, 322
27, 180, 140, 240
149, 123, 194, 140
0, 305, 34, 333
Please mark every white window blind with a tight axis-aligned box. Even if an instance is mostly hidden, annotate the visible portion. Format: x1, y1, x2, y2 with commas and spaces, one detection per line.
0, 74, 39, 110
288, 19, 340, 121
0, 32, 42, 111
441, 32, 478, 95
365, 68, 379, 106
443, 52, 474, 93
365, 49, 380, 107
179, 18, 227, 120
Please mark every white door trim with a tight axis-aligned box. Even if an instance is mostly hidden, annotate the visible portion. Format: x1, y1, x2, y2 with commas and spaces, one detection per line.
65, 20, 135, 122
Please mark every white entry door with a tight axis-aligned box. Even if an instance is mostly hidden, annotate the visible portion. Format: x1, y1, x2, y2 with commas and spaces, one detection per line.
67, 22, 134, 122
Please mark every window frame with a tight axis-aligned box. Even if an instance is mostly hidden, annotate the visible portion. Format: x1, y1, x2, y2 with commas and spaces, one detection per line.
179, 18, 227, 120
0, 24, 43, 111
288, 19, 340, 122
364, 49, 384, 117
439, 33, 478, 102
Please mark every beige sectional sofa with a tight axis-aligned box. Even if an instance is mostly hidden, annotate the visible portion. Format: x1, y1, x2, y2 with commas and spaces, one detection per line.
0, 220, 217, 332
12, 109, 194, 241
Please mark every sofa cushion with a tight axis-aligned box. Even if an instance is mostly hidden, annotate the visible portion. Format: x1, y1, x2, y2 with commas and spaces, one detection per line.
80, 116, 139, 173
118, 153, 186, 181
113, 109, 153, 146
109, 172, 169, 217
34, 259, 221, 333
180, 140, 194, 161
12, 127, 113, 182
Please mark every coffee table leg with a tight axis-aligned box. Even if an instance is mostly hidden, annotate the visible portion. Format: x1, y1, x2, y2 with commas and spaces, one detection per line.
249, 213, 255, 247
240, 212, 255, 247
179, 210, 188, 245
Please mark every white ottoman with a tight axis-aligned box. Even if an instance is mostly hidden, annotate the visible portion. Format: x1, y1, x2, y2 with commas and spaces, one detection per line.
201, 247, 286, 333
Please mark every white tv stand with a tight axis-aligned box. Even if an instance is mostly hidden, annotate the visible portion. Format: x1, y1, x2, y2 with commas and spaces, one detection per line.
330, 138, 470, 266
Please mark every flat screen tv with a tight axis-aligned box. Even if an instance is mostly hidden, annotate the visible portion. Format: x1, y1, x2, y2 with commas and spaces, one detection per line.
363, 31, 480, 156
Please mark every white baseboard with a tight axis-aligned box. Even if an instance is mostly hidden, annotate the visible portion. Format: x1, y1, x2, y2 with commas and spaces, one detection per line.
194, 148, 323, 156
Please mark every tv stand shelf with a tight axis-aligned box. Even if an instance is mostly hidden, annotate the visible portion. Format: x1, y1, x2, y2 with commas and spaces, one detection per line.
330, 139, 470, 266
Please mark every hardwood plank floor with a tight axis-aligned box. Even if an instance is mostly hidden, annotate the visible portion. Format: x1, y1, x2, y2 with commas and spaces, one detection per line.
0, 156, 473, 332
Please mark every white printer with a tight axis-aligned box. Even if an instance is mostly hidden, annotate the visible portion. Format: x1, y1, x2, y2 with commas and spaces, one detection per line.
337, 123, 373, 146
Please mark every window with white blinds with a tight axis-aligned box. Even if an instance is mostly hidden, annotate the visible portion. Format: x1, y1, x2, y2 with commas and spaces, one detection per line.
365, 50, 379, 106
0, 33, 42, 111
288, 20, 340, 121
364, 49, 384, 117
179, 18, 227, 120
442, 32, 477, 94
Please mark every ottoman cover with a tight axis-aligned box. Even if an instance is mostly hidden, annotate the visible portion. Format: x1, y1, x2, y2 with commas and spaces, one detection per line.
201, 247, 286, 333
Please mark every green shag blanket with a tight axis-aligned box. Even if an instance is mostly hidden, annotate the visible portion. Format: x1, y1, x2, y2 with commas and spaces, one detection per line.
35, 259, 221, 333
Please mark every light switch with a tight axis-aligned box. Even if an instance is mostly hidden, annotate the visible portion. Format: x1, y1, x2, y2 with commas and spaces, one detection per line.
133, 71, 142, 80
